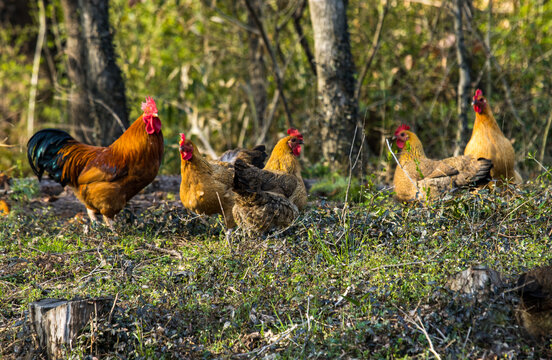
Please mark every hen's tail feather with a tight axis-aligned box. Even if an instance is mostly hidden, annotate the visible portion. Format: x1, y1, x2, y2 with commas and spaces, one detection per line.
472, 158, 493, 186
220, 145, 267, 169
233, 159, 257, 194
27, 129, 79, 185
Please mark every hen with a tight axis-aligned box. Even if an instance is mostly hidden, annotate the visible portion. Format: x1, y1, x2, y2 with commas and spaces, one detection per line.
517, 265, 552, 338
179, 134, 235, 227
27, 97, 164, 228
232, 128, 307, 234
392, 124, 492, 202
465, 89, 521, 184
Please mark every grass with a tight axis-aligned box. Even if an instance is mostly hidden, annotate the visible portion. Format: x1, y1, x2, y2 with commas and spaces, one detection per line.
1, 177, 552, 359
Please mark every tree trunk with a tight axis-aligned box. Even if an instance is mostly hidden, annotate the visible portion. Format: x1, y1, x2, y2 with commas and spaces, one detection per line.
61, 0, 90, 141
308, 0, 360, 172
61, 0, 128, 146
246, 0, 267, 131
453, 0, 471, 156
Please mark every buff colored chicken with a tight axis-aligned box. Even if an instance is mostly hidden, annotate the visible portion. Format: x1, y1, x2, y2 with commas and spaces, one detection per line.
393, 124, 492, 202
465, 89, 521, 184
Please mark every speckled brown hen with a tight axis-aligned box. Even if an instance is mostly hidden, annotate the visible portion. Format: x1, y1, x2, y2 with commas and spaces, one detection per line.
231, 128, 307, 234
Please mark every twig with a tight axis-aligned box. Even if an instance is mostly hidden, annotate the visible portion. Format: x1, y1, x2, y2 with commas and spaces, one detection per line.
144, 243, 182, 260
369, 259, 438, 272
355, 0, 390, 100
399, 308, 442, 360
215, 191, 228, 228
244, 0, 294, 129
414, 315, 442, 360
92, 98, 127, 133
108, 292, 118, 323
27, 0, 46, 138
234, 322, 301, 357
539, 110, 552, 164
200, 0, 260, 35
462, 326, 471, 351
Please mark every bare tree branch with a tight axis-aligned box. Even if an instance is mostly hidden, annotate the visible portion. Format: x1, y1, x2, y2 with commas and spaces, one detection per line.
462, 6, 523, 127
355, 0, 390, 101
452, 0, 471, 156
292, 0, 317, 76
244, 0, 294, 129
28, 0, 46, 138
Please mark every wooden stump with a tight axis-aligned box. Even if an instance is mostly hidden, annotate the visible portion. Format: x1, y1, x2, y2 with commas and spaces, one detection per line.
446, 266, 503, 298
29, 297, 113, 359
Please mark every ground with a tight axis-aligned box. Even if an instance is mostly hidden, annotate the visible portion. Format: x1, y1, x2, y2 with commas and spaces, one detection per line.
1, 175, 552, 359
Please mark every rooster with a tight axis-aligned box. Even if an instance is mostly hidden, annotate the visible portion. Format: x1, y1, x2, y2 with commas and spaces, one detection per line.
517, 265, 552, 338
27, 97, 164, 228
231, 128, 307, 234
465, 89, 521, 184
392, 124, 492, 202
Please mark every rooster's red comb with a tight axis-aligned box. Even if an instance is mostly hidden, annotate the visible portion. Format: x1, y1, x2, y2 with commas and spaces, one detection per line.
141, 96, 158, 116
287, 128, 303, 140
179, 133, 186, 145
474, 89, 483, 99
394, 124, 410, 135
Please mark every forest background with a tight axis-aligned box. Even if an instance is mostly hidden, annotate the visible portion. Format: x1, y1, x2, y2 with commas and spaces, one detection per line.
0, 0, 551, 185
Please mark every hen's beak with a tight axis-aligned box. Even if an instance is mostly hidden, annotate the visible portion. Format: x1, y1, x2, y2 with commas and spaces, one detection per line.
153, 113, 158, 117
297, 139, 304, 145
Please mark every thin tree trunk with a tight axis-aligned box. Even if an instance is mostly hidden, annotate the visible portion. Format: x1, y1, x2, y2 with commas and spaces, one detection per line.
308, 0, 360, 171
79, 0, 128, 144
453, 0, 471, 156
246, 0, 267, 130
61, 0, 128, 146
27, 0, 46, 139
485, 0, 492, 97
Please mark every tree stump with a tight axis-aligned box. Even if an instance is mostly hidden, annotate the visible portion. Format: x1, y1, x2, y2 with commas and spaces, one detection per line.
446, 266, 503, 299
29, 297, 113, 359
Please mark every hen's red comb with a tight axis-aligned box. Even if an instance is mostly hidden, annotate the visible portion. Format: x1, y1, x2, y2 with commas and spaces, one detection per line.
287, 128, 303, 139
394, 124, 410, 135
179, 133, 186, 145
141, 96, 158, 116
474, 89, 483, 98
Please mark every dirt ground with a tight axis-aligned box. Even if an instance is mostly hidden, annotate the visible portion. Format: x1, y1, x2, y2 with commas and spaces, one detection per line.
14, 175, 184, 223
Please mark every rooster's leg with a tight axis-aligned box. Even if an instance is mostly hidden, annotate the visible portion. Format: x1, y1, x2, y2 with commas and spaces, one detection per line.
103, 215, 115, 230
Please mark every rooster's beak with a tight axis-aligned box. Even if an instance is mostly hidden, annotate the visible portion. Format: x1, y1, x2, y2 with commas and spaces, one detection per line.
390, 135, 397, 141
297, 139, 304, 145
